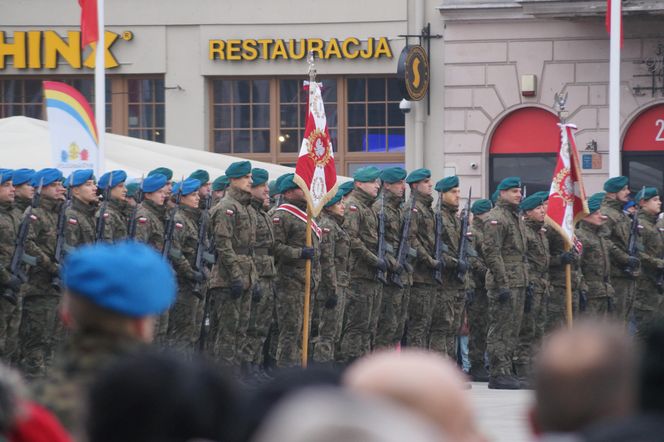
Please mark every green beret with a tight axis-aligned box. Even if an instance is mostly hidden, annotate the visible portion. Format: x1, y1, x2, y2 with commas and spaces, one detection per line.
324, 191, 343, 208
251, 168, 269, 187
520, 194, 545, 212
380, 167, 407, 184
471, 199, 492, 215
268, 180, 279, 197
338, 181, 355, 197
226, 161, 252, 179
212, 175, 229, 191
491, 189, 500, 204
405, 168, 431, 184
435, 176, 459, 193
278, 173, 299, 194
353, 166, 381, 183
603, 176, 629, 193
635, 187, 658, 202
126, 182, 140, 198
497, 176, 521, 191
532, 191, 550, 202
188, 169, 210, 185
148, 167, 173, 181
587, 193, 605, 213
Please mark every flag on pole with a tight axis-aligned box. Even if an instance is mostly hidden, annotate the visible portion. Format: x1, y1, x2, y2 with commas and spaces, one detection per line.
293, 80, 338, 217
545, 123, 589, 249
605, 0, 624, 48
79, 0, 98, 48
43, 81, 99, 175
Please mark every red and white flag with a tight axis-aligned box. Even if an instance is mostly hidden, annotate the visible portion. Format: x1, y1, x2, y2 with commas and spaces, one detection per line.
606, 0, 624, 48
79, 0, 98, 48
293, 81, 338, 216
545, 124, 589, 249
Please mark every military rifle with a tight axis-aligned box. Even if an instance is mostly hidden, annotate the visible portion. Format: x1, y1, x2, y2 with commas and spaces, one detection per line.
391, 193, 416, 288
624, 186, 644, 278
657, 254, 664, 294
433, 194, 447, 285
127, 176, 144, 239
193, 194, 215, 298
456, 187, 472, 283
3, 178, 41, 304
95, 172, 113, 242
162, 180, 183, 259
375, 189, 388, 285
52, 184, 72, 289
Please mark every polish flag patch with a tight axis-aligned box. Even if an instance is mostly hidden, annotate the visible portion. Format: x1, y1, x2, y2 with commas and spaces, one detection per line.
225, 209, 234, 216
349, 205, 358, 212
103, 212, 110, 219
175, 222, 183, 229
29, 214, 38, 221
272, 217, 281, 224
68, 218, 78, 225
489, 220, 499, 225
138, 217, 148, 224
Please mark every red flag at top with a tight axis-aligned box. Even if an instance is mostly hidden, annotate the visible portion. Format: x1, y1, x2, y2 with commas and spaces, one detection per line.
79, 0, 98, 48
606, 0, 624, 48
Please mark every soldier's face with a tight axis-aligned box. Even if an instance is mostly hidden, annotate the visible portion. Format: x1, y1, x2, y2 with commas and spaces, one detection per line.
0, 181, 15, 203
181, 192, 200, 208
616, 186, 631, 203
250, 183, 269, 205
14, 183, 34, 200
640, 196, 661, 215
357, 179, 380, 197
74, 180, 98, 204
328, 201, 344, 217
526, 205, 546, 222
232, 174, 253, 193
145, 188, 167, 206
110, 183, 127, 202
42, 182, 62, 200
384, 180, 406, 198
165, 181, 173, 197
443, 187, 461, 207
199, 183, 211, 197
213, 189, 225, 200
414, 178, 433, 196
501, 188, 522, 205
584, 210, 605, 225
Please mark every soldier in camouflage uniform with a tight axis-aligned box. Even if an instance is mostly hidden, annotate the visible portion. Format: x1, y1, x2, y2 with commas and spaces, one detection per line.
430, 176, 470, 359
63, 169, 98, 249
601, 176, 641, 322
243, 168, 275, 375
211, 175, 229, 207
468, 199, 492, 382
577, 193, 616, 318
18, 169, 65, 378
32, 241, 175, 436
11, 168, 35, 214
373, 167, 409, 349
207, 161, 257, 368
272, 173, 320, 367
483, 177, 528, 390
338, 166, 383, 362
148, 167, 174, 206
165, 178, 206, 356
189, 169, 211, 211
633, 187, 664, 331
314, 190, 350, 363
514, 194, 550, 383
545, 225, 580, 332
96, 170, 129, 242
404, 169, 440, 349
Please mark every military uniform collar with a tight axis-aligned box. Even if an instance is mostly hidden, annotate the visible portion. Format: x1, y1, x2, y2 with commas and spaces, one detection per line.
40, 195, 60, 211
497, 198, 519, 213
72, 196, 97, 215
284, 197, 307, 211
143, 198, 166, 216
354, 187, 376, 206
322, 210, 344, 226
603, 197, 623, 212
414, 190, 433, 206
250, 197, 267, 212
384, 190, 403, 208
442, 201, 459, 214
472, 217, 484, 228
581, 220, 603, 233
228, 186, 252, 205
109, 197, 129, 212
525, 218, 544, 230
638, 209, 658, 224
180, 204, 200, 220
0, 201, 12, 212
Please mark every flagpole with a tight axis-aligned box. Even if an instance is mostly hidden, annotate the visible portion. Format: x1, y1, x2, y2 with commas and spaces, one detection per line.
95, 0, 105, 175
302, 207, 312, 367
608, 0, 621, 177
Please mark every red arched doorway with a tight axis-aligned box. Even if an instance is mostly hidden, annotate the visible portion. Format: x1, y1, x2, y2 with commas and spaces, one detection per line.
489, 107, 560, 194
623, 104, 664, 192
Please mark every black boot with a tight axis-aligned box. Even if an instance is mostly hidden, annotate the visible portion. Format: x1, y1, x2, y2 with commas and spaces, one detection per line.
488, 374, 521, 390
470, 365, 489, 382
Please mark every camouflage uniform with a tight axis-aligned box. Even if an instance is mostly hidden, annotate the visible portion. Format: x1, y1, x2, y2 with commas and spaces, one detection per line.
313, 210, 350, 363
601, 198, 637, 321
14, 196, 31, 214
272, 198, 320, 367
0, 201, 22, 363
633, 210, 664, 329
32, 330, 144, 436
483, 199, 529, 377
243, 197, 275, 368
99, 198, 130, 242
64, 196, 97, 248
468, 217, 489, 374
339, 188, 382, 362
373, 190, 409, 349
577, 221, 615, 317
207, 187, 257, 367
545, 229, 580, 333
405, 191, 438, 349
166, 205, 202, 356
430, 201, 468, 358
514, 218, 549, 378
18, 196, 61, 378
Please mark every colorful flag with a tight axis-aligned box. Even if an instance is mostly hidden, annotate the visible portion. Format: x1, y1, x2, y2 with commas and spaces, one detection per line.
293, 81, 338, 216
605, 0, 624, 48
79, 0, 99, 48
43, 81, 99, 175
545, 123, 589, 248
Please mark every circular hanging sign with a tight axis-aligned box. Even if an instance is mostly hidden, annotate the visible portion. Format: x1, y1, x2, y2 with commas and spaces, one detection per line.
397, 45, 430, 101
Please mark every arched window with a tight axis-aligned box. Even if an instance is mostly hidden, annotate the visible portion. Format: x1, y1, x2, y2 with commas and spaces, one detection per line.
623, 104, 664, 193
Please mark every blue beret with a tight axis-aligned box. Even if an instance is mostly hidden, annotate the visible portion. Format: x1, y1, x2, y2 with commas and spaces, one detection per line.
353, 166, 381, 183
0, 169, 12, 184
35, 168, 63, 187
324, 190, 344, 208
188, 169, 210, 185
11, 168, 35, 186
520, 194, 545, 212
278, 173, 299, 194
338, 180, 355, 197
497, 176, 521, 191
66, 169, 95, 188
380, 167, 407, 184
226, 161, 252, 179
98, 170, 127, 190
603, 176, 629, 193
142, 173, 167, 193
212, 175, 229, 192
173, 178, 201, 196
148, 167, 173, 181
62, 241, 175, 317
635, 187, 658, 202
126, 182, 140, 198
251, 168, 269, 187
491, 190, 500, 204
532, 191, 550, 202
405, 168, 431, 184
435, 176, 460, 193
587, 193, 605, 213
471, 199, 492, 215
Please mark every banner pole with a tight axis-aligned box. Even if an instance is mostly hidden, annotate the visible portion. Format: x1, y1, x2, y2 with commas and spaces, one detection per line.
564, 243, 573, 328
95, 0, 105, 175
301, 205, 313, 367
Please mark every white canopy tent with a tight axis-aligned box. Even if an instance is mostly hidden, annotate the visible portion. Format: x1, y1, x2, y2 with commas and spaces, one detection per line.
0, 116, 305, 181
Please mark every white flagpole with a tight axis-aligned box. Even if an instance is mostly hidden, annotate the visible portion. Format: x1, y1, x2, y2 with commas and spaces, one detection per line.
608, 0, 621, 177
95, 0, 105, 175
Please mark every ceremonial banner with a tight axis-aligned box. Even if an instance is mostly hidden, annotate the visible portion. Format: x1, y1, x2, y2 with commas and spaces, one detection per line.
293, 80, 338, 217
79, 0, 99, 48
545, 123, 589, 248
43, 81, 99, 176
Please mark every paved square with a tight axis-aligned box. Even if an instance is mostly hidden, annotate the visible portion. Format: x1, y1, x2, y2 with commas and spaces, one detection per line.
470, 383, 533, 442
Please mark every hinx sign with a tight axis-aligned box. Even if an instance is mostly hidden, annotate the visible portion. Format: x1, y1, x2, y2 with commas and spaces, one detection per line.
397, 45, 429, 101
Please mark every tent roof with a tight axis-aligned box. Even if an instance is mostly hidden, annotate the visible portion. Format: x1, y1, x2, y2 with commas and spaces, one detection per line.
0, 116, 302, 181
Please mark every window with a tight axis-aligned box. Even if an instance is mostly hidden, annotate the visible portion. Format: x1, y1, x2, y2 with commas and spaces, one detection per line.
127, 78, 165, 143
